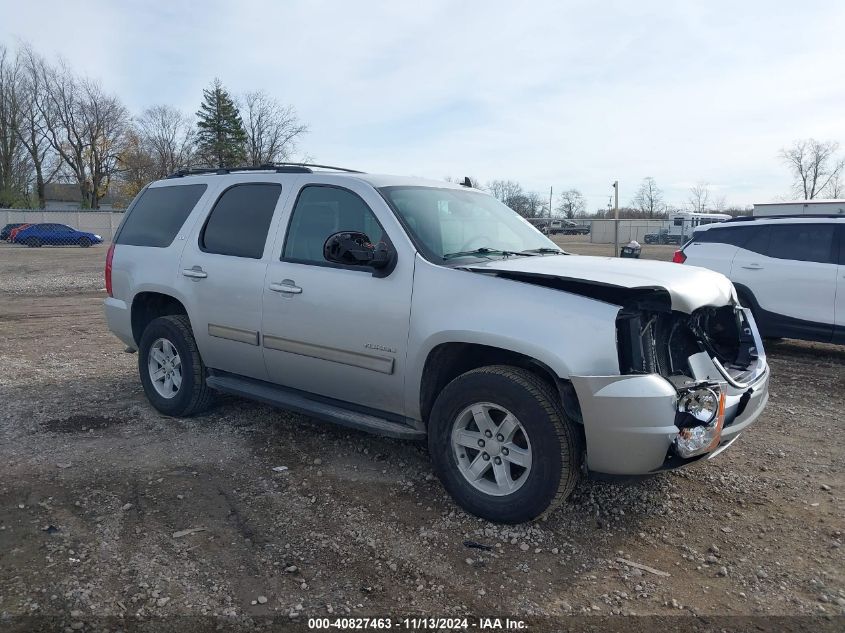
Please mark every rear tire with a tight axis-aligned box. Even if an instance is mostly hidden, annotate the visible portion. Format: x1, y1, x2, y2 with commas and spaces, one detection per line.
138, 315, 215, 417
428, 365, 581, 523
25, 237, 41, 248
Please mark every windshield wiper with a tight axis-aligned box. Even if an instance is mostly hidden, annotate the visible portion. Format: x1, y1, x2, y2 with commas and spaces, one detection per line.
517, 247, 566, 255
442, 247, 531, 260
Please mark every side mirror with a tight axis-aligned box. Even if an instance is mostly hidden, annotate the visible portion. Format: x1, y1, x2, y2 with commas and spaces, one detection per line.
323, 231, 394, 274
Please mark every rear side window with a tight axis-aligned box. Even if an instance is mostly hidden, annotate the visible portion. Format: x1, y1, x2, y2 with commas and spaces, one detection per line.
768, 224, 835, 264
116, 184, 207, 247
200, 183, 282, 259
693, 226, 752, 246
741, 226, 770, 256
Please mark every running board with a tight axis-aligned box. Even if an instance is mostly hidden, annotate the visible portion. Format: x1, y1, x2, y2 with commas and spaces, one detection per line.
206, 374, 425, 440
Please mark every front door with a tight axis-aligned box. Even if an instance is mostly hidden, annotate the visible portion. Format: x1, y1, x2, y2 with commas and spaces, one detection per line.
261, 181, 413, 415
177, 182, 286, 380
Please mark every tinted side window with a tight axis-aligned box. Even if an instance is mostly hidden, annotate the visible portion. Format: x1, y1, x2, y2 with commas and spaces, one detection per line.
116, 184, 207, 247
768, 224, 835, 264
741, 226, 770, 256
283, 186, 385, 263
694, 227, 751, 246
201, 184, 282, 259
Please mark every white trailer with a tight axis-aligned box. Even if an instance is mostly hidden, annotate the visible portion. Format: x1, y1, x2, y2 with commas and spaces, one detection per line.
753, 199, 845, 216
668, 211, 731, 242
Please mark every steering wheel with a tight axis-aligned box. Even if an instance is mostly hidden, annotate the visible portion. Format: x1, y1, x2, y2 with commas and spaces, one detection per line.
459, 235, 494, 252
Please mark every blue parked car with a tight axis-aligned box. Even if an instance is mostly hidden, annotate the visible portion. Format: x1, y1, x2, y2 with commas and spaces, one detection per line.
13, 223, 103, 248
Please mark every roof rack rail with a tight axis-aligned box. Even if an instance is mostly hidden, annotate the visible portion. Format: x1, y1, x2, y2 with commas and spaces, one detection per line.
726, 212, 845, 222
167, 162, 364, 179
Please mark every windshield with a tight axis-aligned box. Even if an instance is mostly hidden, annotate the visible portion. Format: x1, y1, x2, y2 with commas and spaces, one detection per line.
379, 186, 559, 261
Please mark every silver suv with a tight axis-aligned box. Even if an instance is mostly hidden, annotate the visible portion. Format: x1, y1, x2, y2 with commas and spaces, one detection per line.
104, 164, 770, 523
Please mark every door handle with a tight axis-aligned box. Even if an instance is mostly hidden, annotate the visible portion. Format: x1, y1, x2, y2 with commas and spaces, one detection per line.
741, 264, 763, 270
182, 266, 207, 279
269, 280, 302, 294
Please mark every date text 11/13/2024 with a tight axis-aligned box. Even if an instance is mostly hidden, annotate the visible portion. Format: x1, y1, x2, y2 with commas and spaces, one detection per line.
307, 617, 528, 630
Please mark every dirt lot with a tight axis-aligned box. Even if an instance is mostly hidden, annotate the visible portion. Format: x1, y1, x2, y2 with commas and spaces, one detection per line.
1, 244, 843, 632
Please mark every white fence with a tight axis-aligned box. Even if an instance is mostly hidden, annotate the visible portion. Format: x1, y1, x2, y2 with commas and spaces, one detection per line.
544, 219, 706, 244
586, 219, 671, 244
1, 209, 124, 242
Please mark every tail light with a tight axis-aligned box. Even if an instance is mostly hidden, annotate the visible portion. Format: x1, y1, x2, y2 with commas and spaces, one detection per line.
672, 249, 686, 264
105, 243, 115, 297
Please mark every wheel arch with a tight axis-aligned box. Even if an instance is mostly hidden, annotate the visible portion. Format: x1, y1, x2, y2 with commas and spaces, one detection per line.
417, 341, 580, 427
131, 291, 190, 345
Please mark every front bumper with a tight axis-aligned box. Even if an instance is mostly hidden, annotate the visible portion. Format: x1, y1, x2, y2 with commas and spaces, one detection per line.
570, 362, 769, 476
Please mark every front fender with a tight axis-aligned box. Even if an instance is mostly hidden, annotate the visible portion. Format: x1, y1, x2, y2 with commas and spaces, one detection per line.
405, 256, 621, 419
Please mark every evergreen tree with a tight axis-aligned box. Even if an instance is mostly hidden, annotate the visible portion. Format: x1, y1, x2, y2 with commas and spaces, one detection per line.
195, 78, 246, 168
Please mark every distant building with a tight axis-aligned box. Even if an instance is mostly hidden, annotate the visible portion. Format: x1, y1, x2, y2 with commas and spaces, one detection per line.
753, 199, 845, 216
44, 183, 117, 211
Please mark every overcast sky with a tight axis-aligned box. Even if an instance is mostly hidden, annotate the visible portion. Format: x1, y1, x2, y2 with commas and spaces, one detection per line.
3, 0, 844, 208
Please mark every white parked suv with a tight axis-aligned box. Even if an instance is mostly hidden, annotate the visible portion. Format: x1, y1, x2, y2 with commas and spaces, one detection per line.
676, 215, 844, 344
104, 164, 770, 523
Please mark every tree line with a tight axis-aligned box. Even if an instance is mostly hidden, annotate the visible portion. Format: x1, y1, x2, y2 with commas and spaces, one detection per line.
0, 43, 307, 209
477, 136, 845, 221
3, 40, 840, 213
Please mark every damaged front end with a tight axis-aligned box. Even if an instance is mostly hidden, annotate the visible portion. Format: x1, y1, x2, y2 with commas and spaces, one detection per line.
572, 292, 769, 475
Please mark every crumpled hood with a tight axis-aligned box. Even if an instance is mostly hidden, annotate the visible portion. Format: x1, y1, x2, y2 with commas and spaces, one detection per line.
463, 255, 736, 313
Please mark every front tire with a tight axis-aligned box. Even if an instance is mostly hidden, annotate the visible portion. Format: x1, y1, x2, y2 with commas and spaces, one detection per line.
78, 236, 91, 247
428, 366, 581, 523
138, 315, 214, 416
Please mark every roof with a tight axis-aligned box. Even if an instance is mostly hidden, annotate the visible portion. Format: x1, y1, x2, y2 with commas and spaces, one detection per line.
754, 199, 845, 206
697, 215, 844, 230
152, 168, 470, 192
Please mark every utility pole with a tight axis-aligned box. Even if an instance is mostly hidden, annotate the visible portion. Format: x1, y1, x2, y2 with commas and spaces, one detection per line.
549, 186, 553, 218
612, 181, 619, 257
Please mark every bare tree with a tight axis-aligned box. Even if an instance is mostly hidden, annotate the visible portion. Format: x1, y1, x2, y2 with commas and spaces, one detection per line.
136, 105, 194, 178
826, 173, 844, 198
11, 45, 60, 208
522, 191, 549, 217
241, 91, 307, 166
0, 45, 32, 206
631, 176, 666, 218
35, 58, 129, 208
115, 127, 155, 200
556, 189, 585, 218
486, 179, 523, 205
780, 138, 845, 199
687, 182, 710, 213
82, 80, 130, 207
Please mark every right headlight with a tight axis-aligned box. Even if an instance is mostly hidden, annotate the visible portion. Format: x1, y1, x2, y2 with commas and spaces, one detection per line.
674, 382, 727, 458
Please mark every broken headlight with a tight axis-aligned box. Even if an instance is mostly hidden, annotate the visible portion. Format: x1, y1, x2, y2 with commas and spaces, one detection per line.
674, 382, 727, 458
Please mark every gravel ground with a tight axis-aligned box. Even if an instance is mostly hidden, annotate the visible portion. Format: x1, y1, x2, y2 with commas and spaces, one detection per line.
0, 245, 843, 632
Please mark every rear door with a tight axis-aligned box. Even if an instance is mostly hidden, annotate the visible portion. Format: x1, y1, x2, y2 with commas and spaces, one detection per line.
730, 222, 837, 340
176, 181, 287, 380
683, 226, 752, 276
